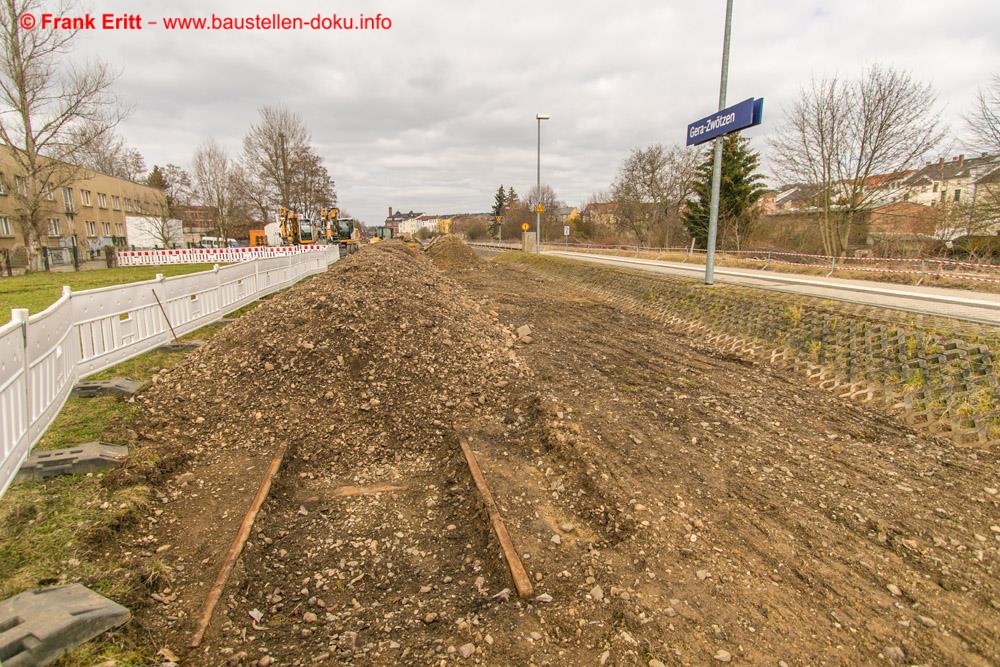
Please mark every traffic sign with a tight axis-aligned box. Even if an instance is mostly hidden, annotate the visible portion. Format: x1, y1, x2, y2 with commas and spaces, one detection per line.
563, 225, 570, 236
686, 97, 764, 146
535, 203, 544, 214
521, 223, 530, 232
495, 215, 502, 222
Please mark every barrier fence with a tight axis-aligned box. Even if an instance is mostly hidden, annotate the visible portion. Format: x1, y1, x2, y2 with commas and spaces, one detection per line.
468, 241, 1000, 283
0, 246, 339, 497
116, 245, 329, 266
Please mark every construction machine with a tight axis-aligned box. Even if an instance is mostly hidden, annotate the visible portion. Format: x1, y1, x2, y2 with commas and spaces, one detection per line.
278, 207, 317, 245
320, 208, 362, 253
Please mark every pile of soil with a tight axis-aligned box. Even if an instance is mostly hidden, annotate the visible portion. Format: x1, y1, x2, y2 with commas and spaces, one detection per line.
114, 241, 559, 664
425, 235, 482, 270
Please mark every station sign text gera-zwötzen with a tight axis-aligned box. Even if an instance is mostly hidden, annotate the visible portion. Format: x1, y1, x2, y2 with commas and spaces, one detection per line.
686, 97, 764, 146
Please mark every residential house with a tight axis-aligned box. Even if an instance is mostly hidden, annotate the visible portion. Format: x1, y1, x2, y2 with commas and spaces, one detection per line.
384, 207, 422, 235
901, 154, 1000, 209
581, 202, 617, 227
772, 184, 821, 211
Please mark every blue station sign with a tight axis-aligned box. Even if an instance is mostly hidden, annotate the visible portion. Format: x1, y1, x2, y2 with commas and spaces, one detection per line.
686, 97, 764, 146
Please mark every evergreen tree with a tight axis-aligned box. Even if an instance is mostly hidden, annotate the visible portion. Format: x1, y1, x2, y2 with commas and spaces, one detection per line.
147, 165, 166, 189
489, 185, 507, 236
506, 186, 518, 207
492, 185, 507, 216
682, 133, 767, 250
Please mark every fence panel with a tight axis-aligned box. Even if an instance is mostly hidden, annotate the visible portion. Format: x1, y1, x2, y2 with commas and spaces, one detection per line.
0, 246, 339, 496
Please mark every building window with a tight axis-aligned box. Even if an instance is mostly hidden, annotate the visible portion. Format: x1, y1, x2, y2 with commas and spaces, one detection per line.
932, 183, 938, 193
48, 218, 61, 236
111, 195, 121, 210
102, 222, 111, 236
15, 176, 26, 196
953, 189, 961, 202
44, 187, 54, 201
62, 187, 73, 211
115, 222, 124, 235
81, 190, 92, 206
0, 217, 12, 237
0, 173, 5, 195
124, 197, 132, 211
85, 221, 96, 236
98, 193, 107, 208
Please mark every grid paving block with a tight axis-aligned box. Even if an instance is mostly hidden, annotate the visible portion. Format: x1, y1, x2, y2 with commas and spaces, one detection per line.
16, 442, 128, 481
0, 584, 130, 666
70, 377, 142, 398
156, 340, 204, 353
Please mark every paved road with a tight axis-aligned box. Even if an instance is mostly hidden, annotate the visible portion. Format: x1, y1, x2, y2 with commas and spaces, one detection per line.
535, 249, 1000, 325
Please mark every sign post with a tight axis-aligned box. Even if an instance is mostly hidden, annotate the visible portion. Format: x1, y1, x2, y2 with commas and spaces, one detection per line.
683, 0, 765, 286
563, 224, 570, 248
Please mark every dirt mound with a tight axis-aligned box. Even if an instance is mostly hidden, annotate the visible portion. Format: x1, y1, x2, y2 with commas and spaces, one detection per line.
424, 234, 482, 270
116, 240, 545, 663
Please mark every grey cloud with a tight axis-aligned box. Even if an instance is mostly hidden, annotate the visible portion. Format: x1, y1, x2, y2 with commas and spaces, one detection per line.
70, 0, 1000, 224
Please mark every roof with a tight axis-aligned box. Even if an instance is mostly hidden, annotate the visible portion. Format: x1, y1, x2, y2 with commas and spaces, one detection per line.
774, 184, 820, 206
583, 202, 616, 215
864, 170, 914, 189
903, 153, 1000, 186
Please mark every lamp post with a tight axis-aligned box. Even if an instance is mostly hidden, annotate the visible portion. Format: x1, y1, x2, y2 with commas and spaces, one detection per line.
704, 0, 734, 285
535, 113, 550, 254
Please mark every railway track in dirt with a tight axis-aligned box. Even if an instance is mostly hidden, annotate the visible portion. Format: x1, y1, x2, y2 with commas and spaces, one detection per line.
104, 238, 998, 666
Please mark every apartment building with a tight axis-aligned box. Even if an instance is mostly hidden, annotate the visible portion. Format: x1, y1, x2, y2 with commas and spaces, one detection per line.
0, 145, 166, 263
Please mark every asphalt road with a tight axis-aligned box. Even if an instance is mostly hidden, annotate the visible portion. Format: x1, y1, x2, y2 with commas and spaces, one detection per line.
497, 248, 1000, 325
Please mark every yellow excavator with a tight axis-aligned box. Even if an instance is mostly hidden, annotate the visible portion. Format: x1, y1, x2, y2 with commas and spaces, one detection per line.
278, 207, 317, 245
320, 207, 363, 253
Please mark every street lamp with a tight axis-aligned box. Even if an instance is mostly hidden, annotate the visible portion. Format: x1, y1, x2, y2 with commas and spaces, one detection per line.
535, 113, 550, 254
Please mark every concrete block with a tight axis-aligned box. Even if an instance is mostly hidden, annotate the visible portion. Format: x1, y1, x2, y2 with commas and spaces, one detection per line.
0, 584, 130, 666
16, 442, 128, 481
71, 378, 142, 398
156, 340, 204, 353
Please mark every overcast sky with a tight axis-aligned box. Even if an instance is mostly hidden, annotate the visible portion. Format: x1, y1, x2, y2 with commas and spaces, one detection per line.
74, 0, 1000, 225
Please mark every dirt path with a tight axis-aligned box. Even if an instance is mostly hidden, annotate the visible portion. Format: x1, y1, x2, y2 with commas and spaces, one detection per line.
123, 242, 998, 666
450, 257, 1000, 666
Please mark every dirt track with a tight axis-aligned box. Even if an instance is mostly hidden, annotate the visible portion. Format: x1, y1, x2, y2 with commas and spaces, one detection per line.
123, 240, 999, 666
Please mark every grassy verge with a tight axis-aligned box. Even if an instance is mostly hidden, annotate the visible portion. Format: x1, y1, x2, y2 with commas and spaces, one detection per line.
0, 316, 231, 665
0, 264, 215, 316
0, 284, 285, 664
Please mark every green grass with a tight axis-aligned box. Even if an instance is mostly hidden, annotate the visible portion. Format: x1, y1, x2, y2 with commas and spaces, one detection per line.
36, 396, 139, 451
0, 314, 244, 663
0, 264, 215, 317
0, 475, 149, 600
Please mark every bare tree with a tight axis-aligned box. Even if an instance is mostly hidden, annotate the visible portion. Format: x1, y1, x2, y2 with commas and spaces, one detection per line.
524, 184, 564, 240
610, 144, 701, 246
242, 105, 309, 217
966, 74, 1000, 154
193, 140, 243, 244
70, 124, 146, 181
0, 0, 126, 269
771, 66, 945, 256
289, 150, 336, 222
144, 164, 192, 247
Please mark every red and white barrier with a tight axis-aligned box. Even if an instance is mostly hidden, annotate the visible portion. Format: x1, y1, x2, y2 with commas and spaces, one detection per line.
116, 245, 328, 267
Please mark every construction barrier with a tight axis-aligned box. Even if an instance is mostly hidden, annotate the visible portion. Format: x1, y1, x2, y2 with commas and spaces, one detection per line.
116, 245, 329, 266
0, 247, 339, 497
510, 242, 1000, 283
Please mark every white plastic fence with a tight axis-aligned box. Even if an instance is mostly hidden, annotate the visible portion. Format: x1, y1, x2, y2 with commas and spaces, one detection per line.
117, 245, 328, 266
0, 246, 339, 497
